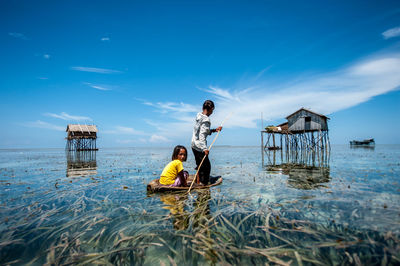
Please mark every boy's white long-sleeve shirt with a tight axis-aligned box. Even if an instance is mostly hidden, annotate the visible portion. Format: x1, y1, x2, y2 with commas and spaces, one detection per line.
191, 112, 212, 152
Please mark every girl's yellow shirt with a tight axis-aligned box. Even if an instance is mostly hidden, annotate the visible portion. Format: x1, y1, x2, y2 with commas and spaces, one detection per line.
160, 160, 184, 185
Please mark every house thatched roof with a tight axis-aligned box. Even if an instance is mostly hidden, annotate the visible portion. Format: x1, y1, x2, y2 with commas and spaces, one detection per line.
66, 124, 98, 133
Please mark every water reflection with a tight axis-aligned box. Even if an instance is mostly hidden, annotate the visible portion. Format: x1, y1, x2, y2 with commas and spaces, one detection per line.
191, 190, 211, 229
285, 164, 330, 189
265, 150, 330, 190
160, 193, 189, 230
159, 190, 211, 231
350, 145, 375, 150
66, 150, 97, 177
1, 147, 398, 265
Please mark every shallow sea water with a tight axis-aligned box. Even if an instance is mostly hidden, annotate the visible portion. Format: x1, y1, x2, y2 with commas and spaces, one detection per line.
0, 145, 399, 265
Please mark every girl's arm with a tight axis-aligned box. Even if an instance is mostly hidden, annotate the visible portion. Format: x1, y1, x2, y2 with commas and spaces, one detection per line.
177, 170, 188, 187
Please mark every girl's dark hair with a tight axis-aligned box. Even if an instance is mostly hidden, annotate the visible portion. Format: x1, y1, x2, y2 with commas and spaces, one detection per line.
202, 100, 215, 111
172, 145, 187, 161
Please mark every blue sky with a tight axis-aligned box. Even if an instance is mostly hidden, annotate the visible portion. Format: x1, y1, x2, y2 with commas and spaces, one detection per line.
1, 0, 400, 148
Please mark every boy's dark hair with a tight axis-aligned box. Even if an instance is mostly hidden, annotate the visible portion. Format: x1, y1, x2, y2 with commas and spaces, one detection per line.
172, 145, 187, 161
202, 100, 215, 111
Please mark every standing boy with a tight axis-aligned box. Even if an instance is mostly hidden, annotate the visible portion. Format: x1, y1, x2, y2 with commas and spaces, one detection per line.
191, 100, 222, 185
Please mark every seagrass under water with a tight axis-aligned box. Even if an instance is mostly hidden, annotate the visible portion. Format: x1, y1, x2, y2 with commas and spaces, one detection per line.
0, 145, 399, 265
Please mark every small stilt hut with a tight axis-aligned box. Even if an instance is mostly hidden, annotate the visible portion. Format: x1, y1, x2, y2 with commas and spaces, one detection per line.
261, 108, 330, 165
66, 124, 98, 151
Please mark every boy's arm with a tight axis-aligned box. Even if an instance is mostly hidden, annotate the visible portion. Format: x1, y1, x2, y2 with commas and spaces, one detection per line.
211, 126, 223, 133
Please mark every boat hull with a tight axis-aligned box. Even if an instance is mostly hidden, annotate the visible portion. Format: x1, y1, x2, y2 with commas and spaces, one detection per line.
147, 176, 222, 193
350, 139, 375, 146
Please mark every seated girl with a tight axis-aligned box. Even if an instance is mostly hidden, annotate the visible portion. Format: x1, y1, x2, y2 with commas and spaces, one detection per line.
159, 145, 189, 187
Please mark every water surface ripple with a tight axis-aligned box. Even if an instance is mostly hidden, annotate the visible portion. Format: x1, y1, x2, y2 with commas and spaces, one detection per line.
0, 145, 399, 265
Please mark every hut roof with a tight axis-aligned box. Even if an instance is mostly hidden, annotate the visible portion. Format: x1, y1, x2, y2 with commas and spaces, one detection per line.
277, 122, 288, 127
286, 108, 329, 120
264, 122, 290, 134
66, 124, 98, 133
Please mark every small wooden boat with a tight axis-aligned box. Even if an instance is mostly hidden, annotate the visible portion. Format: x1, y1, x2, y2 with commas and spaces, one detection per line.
147, 175, 223, 193
350, 138, 375, 146
267, 146, 281, 150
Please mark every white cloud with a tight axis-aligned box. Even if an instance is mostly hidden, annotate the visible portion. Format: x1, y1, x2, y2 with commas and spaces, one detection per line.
71, 66, 122, 74
44, 112, 92, 121
255, 65, 273, 80
351, 57, 400, 76
34, 53, 51, 59
382, 26, 400, 39
140, 100, 198, 142
115, 138, 148, 144
84, 82, 111, 91
203, 86, 238, 101
8, 32, 28, 40
142, 101, 198, 114
150, 134, 170, 143
101, 37, 110, 41
145, 118, 193, 140
115, 126, 145, 135
105, 123, 186, 144
206, 53, 400, 128
141, 53, 400, 141
22, 120, 64, 131
104, 126, 146, 136
116, 139, 136, 144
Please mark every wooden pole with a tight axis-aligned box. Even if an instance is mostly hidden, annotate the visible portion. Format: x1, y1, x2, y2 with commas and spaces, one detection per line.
272, 133, 276, 148
261, 131, 264, 165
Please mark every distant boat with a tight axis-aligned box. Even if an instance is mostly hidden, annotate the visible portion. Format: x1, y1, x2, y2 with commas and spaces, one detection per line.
267, 146, 281, 150
350, 138, 375, 146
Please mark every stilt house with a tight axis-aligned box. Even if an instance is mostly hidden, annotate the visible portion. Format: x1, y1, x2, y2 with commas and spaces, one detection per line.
66, 124, 98, 151
261, 108, 330, 161
286, 108, 329, 132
